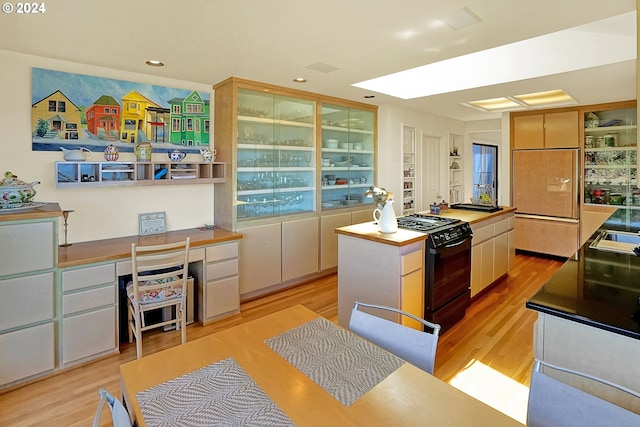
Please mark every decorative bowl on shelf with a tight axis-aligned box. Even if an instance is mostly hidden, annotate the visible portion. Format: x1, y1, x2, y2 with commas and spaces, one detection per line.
324, 139, 338, 148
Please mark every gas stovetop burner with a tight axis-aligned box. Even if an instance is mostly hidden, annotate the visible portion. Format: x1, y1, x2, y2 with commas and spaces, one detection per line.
397, 213, 472, 247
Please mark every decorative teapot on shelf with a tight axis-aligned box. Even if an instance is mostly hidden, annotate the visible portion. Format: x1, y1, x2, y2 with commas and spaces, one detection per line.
168, 149, 186, 162
59, 146, 93, 161
373, 197, 398, 234
134, 141, 152, 162
103, 144, 119, 161
199, 147, 217, 162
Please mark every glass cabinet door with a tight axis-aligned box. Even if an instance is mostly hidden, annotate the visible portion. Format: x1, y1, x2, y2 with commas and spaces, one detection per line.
583, 106, 638, 225
236, 89, 316, 220
320, 104, 375, 210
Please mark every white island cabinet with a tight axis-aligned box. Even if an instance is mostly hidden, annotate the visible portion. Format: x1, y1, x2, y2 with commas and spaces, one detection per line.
0, 204, 61, 390
335, 222, 428, 329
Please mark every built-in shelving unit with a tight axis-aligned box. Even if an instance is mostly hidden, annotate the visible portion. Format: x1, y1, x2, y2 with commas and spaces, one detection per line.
55, 161, 225, 188
449, 132, 464, 204
582, 102, 638, 225
401, 124, 416, 215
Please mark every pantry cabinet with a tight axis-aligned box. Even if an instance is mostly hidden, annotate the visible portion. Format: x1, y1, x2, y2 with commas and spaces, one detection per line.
511, 109, 579, 149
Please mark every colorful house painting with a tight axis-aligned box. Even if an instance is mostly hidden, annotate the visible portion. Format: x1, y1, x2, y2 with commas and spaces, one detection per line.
168, 91, 210, 146
86, 95, 120, 140
31, 90, 83, 140
31, 67, 210, 153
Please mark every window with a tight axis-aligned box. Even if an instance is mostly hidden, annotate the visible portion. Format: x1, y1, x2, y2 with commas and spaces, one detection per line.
173, 105, 180, 114
104, 107, 110, 113
186, 103, 202, 113
472, 143, 498, 205
58, 101, 66, 112
204, 120, 210, 133
48, 100, 56, 111
195, 120, 200, 133
187, 118, 193, 131
172, 118, 180, 132
129, 102, 137, 111
65, 123, 77, 130
124, 119, 136, 130
112, 108, 118, 114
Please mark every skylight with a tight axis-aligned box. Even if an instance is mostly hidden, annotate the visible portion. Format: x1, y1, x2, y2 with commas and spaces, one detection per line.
353, 11, 636, 100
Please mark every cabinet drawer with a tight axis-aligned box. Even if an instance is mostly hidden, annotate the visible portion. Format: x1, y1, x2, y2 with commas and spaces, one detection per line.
206, 259, 238, 281
495, 218, 509, 235
62, 263, 115, 292
0, 322, 55, 386
206, 276, 239, 319
206, 242, 238, 262
0, 272, 54, 331
0, 222, 54, 276
63, 306, 116, 364
472, 223, 494, 244
63, 285, 115, 315
401, 250, 422, 275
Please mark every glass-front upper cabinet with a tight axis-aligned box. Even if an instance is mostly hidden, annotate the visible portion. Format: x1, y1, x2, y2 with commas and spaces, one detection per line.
320, 104, 375, 210
583, 103, 638, 225
236, 89, 316, 220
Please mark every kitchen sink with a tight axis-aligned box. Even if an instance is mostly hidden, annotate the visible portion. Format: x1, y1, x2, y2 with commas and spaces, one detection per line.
589, 230, 640, 255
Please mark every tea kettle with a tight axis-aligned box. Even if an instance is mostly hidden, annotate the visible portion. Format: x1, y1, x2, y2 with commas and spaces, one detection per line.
134, 141, 152, 162
373, 198, 398, 234
59, 146, 93, 161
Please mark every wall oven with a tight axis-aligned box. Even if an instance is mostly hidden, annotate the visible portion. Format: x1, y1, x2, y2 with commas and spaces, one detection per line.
397, 214, 473, 333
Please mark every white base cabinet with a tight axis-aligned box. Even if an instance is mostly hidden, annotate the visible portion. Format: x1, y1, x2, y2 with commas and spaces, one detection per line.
0, 217, 57, 390
61, 263, 117, 366
239, 217, 319, 300
201, 242, 240, 324
470, 213, 515, 297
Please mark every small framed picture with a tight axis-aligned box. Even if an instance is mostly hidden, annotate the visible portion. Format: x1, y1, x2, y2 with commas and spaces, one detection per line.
139, 211, 167, 236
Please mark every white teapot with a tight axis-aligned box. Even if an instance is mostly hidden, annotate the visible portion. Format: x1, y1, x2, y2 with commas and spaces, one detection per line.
199, 147, 216, 162
168, 149, 186, 162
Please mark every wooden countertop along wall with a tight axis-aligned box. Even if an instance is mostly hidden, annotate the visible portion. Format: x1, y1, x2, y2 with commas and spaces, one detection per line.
335, 206, 516, 247
0, 202, 62, 222
59, 227, 242, 268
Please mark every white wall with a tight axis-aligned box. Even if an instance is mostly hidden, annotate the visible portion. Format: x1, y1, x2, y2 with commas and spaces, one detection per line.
0, 50, 215, 243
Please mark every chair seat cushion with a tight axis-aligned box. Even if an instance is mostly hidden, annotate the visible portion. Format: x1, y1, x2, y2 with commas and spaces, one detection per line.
127, 277, 182, 305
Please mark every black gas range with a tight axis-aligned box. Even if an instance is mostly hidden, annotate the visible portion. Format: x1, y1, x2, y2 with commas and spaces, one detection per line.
397, 213, 472, 248
396, 213, 473, 333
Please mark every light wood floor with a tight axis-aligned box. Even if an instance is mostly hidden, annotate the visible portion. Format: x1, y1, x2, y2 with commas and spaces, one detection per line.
0, 252, 564, 427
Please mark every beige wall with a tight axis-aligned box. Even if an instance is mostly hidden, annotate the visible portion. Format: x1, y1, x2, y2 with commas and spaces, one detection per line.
0, 50, 215, 243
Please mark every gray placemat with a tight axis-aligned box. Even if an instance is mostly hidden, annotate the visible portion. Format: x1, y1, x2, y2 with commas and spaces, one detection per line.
136, 357, 294, 426
264, 317, 404, 406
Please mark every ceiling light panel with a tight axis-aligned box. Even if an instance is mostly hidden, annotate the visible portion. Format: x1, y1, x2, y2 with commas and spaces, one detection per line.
438, 7, 482, 30
513, 89, 575, 106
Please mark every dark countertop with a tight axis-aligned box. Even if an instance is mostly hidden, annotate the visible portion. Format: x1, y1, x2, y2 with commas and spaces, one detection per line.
526, 208, 640, 340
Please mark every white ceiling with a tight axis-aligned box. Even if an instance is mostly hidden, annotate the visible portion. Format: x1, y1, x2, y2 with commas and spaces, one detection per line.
0, 0, 636, 122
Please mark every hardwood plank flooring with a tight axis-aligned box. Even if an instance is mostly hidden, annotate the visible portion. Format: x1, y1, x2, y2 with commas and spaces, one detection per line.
0, 252, 563, 427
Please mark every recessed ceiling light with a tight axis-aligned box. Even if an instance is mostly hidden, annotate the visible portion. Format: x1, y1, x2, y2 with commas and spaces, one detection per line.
463, 97, 523, 112
293, 77, 307, 83
145, 60, 164, 67
364, 95, 375, 99
438, 7, 482, 30
513, 89, 576, 107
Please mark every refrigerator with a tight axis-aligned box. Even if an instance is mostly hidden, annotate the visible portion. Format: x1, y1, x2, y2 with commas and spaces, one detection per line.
512, 148, 580, 257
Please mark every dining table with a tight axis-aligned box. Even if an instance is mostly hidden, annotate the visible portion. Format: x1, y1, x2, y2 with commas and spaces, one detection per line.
119, 304, 524, 426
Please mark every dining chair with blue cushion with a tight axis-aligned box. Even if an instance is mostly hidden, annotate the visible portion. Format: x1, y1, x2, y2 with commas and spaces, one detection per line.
527, 359, 640, 427
92, 388, 131, 427
127, 238, 190, 359
349, 301, 441, 374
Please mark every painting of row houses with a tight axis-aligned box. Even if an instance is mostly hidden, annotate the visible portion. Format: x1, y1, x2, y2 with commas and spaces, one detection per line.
31, 67, 210, 153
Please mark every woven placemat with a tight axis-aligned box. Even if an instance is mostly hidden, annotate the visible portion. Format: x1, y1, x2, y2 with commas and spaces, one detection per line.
265, 317, 404, 406
136, 357, 294, 426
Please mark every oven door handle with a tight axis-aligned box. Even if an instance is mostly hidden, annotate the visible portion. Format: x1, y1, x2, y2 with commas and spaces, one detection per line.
442, 238, 469, 248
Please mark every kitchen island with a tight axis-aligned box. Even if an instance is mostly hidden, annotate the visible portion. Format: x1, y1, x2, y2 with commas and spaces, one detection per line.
335, 206, 516, 329
526, 209, 640, 414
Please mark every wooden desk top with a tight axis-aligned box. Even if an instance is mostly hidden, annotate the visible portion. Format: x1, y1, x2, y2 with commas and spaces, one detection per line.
120, 305, 523, 427
58, 227, 242, 268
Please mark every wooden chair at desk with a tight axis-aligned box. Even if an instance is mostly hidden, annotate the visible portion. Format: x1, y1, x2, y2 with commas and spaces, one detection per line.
127, 238, 190, 359
349, 301, 441, 375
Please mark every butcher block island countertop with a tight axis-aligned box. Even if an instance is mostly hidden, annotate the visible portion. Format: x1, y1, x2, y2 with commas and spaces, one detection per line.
335, 206, 516, 246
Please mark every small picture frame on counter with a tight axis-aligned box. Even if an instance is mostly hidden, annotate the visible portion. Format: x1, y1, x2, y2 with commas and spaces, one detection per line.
139, 211, 167, 236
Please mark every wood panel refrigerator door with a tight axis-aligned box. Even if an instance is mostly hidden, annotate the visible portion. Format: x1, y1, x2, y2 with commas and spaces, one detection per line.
512, 149, 578, 218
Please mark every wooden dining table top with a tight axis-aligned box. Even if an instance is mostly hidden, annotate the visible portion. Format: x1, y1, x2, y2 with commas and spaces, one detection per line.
119, 304, 524, 426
